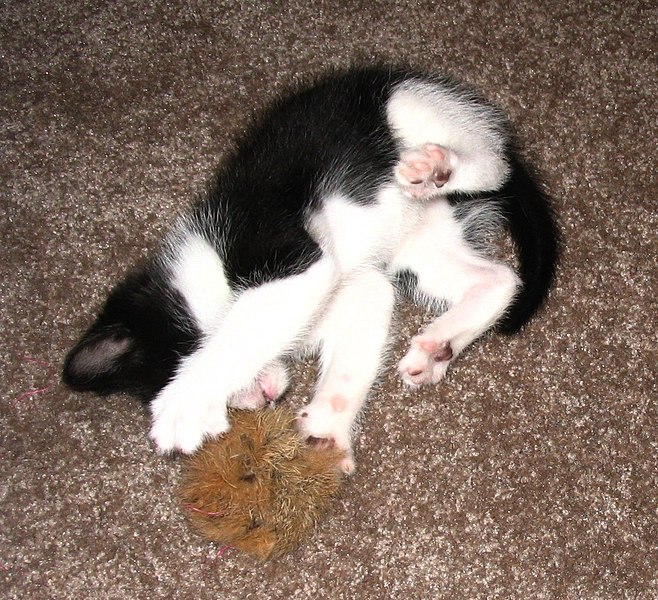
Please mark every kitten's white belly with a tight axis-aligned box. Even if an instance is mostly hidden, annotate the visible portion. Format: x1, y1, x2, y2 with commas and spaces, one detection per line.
309, 184, 421, 274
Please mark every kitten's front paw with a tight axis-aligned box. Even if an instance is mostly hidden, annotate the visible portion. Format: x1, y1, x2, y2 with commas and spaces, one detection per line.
306, 435, 356, 475
395, 144, 454, 198
149, 381, 230, 454
398, 337, 453, 387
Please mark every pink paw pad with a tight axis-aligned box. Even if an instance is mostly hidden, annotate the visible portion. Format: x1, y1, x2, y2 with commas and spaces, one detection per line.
399, 339, 454, 386
258, 380, 279, 402
417, 339, 453, 362
256, 364, 289, 403
396, 144, 453, 197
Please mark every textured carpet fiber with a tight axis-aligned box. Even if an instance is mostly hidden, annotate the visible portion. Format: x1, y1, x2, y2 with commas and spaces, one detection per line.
1, 1, 656, 598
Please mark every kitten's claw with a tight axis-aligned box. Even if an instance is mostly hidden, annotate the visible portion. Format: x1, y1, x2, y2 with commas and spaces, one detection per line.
398, 337, 453, 386
396, 143, 454, 198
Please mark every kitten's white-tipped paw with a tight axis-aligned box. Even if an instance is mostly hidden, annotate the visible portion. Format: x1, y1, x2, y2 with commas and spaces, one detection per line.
228, 385, 268, 411
257, 361, 290, 402
149, 383, 230, 454
297, 400, 355, 475
304, 434, 356, 475
339, 453, 356, 475
398, 337, 453, 386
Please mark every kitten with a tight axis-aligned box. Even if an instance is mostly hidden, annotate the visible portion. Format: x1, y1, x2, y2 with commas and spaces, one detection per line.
63, 67, 559, 473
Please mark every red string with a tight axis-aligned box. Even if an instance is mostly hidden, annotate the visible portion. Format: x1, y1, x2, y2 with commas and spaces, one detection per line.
184, 506, 234, 564
215, 545, 232, 559
21, 356, 53, 370
199, 545, 233, 574
15, 356, 57, 406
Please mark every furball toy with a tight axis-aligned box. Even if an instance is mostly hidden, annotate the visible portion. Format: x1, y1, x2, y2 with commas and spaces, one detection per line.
180, 407, 346, 560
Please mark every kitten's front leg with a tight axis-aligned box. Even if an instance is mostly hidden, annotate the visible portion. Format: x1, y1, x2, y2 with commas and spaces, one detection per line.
296, 270, 395, 474
149, 353, 231, 454
150, 257, 336, 454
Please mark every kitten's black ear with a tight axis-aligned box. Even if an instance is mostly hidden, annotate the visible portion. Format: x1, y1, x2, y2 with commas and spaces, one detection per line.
62, 324, 136, 394
63, 266, 200, 401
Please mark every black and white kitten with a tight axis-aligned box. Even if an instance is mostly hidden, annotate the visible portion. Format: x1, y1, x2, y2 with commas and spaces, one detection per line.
63, 67, 559, 473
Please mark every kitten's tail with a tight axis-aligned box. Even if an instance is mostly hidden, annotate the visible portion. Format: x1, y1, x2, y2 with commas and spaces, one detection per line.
497, 154, 560, 333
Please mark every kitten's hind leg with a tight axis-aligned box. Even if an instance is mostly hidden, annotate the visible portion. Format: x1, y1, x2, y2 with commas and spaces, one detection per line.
391, 201, 519, 387
149, 257, 336, 454
296, 270, 395, 474
395, 144, 456, 198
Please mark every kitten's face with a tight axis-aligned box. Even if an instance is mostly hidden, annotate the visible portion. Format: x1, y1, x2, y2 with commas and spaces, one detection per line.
62, 269, 199, 401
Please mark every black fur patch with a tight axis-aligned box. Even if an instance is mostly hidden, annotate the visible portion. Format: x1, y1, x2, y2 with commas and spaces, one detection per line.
194, 68, 405, 287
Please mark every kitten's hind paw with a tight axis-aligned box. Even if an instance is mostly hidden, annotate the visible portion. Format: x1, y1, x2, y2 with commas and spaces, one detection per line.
306, 436, 356, 475
398, 337, 453, 387
395, 144, 454, 198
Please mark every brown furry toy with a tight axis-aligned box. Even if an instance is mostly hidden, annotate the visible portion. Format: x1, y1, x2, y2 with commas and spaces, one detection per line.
179, 406, 346, 560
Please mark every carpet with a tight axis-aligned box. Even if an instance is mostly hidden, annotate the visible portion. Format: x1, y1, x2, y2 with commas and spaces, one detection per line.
2, 0, 656, 597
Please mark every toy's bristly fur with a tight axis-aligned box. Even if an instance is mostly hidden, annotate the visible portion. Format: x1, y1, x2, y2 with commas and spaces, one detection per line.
180, 407, 345, 560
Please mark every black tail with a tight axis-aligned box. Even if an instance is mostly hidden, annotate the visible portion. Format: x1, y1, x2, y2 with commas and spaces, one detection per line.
496, 154, 561, 333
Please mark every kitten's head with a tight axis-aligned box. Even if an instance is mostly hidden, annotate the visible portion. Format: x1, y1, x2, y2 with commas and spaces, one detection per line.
62, 268, 198, 402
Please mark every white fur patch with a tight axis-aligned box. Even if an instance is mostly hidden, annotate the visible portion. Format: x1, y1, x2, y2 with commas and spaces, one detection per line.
309, 185, 422, 273
391, 200, 520, 385
298, 269, 396, 474
169, 234, 233, 334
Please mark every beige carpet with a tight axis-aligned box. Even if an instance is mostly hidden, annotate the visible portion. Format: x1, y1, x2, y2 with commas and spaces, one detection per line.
2, 1, 656, 598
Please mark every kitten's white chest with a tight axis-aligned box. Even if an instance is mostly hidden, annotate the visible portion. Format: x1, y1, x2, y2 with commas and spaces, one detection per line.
309, 185, 422, 274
